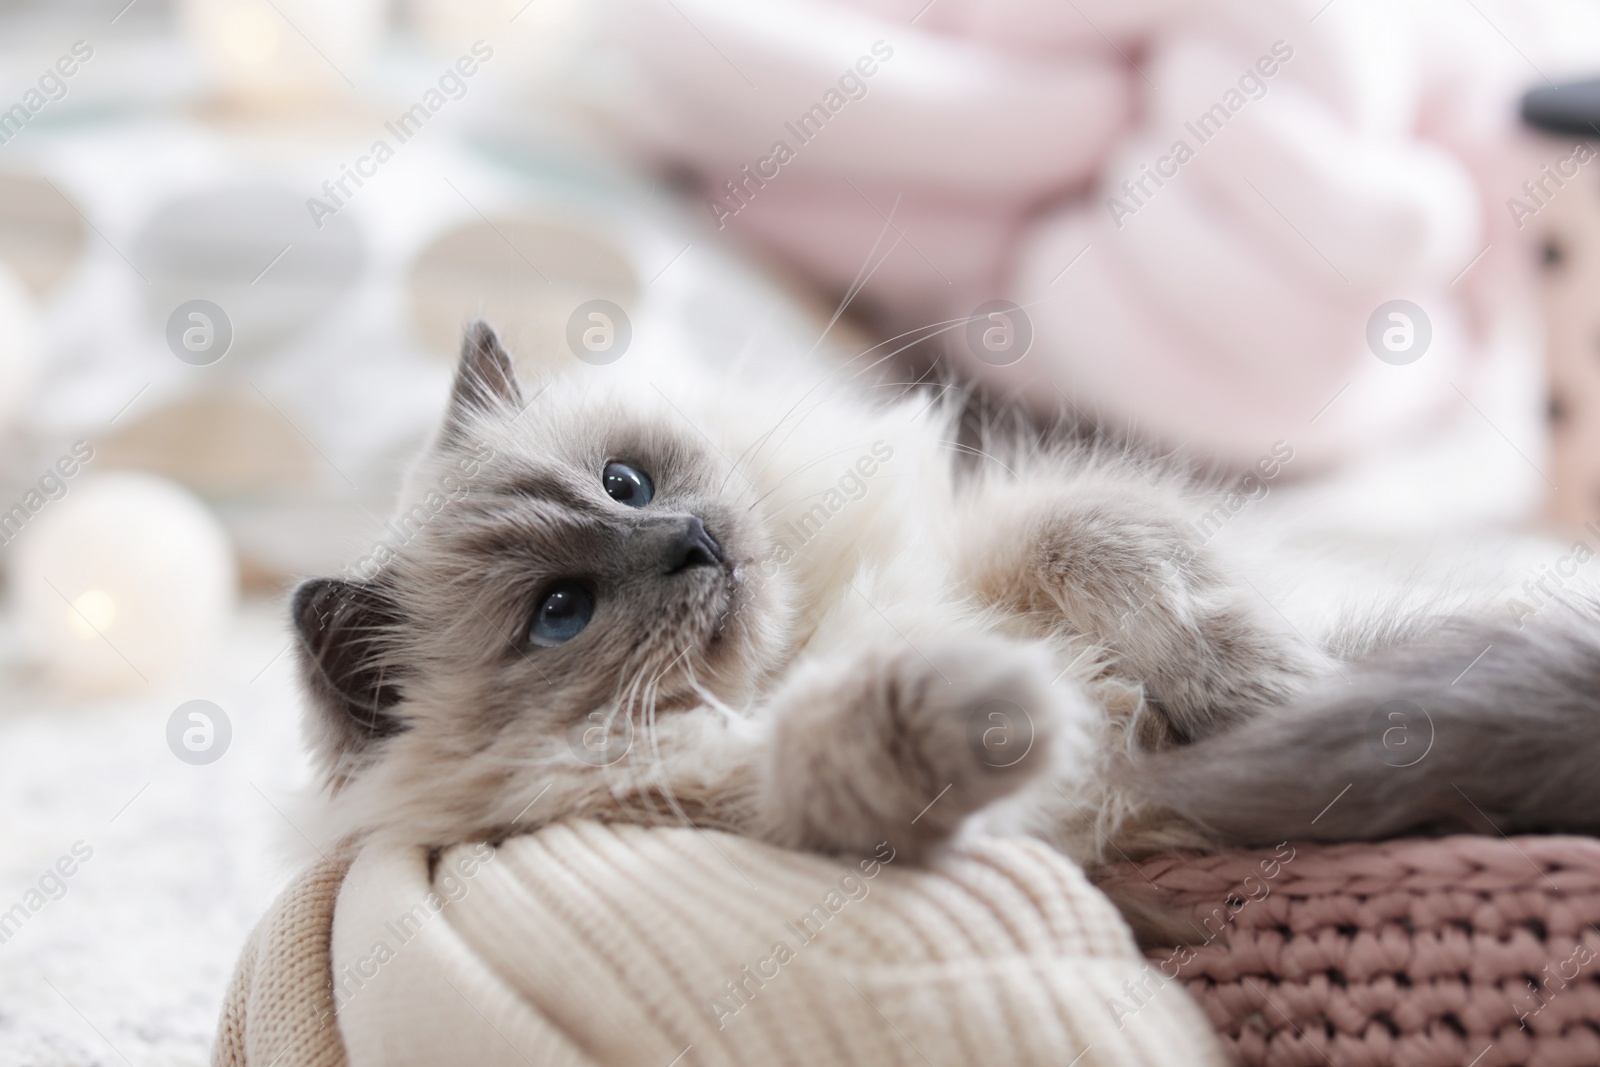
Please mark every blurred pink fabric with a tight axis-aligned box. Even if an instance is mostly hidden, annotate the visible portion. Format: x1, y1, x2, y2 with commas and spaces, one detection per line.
587, 0, 1600, 470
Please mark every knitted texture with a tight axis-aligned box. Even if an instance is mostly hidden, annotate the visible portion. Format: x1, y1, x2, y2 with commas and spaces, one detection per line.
1094, 836, 1600, 1067
213, 849, 352, 1067
217, 821, 1230, 1066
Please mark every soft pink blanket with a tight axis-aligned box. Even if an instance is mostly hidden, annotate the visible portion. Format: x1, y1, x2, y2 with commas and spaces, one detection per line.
589, 0, 1600, 469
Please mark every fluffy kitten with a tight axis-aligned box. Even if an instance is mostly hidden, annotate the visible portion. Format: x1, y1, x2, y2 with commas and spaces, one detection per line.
292, 322, 1330, 864
293, 322, 1598, 871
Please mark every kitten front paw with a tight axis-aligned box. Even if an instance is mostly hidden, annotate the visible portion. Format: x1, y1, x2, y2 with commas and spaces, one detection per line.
761, 636, 1089, 862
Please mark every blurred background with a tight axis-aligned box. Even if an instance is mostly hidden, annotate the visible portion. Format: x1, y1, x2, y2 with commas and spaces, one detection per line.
1, 0, 1599, 1061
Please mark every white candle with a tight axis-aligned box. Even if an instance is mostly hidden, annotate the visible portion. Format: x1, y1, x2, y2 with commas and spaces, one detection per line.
10, 472, 238, 697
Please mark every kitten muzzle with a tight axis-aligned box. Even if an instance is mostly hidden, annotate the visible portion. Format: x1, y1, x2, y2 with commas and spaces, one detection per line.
663, 516, 725, 574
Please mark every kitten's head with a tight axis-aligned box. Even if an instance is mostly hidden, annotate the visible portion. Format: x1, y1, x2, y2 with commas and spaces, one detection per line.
291, 324, 793, 836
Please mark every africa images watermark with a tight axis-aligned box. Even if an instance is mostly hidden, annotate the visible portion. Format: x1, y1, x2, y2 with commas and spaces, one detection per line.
1107, 842, 1296, 1029
752, 439, 894, 581
1507, 142, 1597, 231
1107, 40, 1295, 229
706, 841, 897, 1029
306, 41, 495, 229
1186, 440, 1294, 547
1512, 938, 1597, 1030
1150, 440, 1294, 593
0, 40, 94, 147
320, 842, 497, 1027
0, 441, 97, 548
343, 443, 496, 582
0, 840, 95, 947
1505, 520, 1600, 629
708, 41, 895, 229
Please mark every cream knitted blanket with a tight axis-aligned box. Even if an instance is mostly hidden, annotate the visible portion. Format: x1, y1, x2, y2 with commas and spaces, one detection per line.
213, 822, 1224, 1066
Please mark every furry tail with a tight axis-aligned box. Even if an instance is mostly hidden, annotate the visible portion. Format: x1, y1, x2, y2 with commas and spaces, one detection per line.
1128, 600, 1600, 845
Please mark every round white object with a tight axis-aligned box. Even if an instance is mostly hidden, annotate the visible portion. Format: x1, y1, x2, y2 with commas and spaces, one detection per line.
10, 472, 238, 697
0, 260, 41, 430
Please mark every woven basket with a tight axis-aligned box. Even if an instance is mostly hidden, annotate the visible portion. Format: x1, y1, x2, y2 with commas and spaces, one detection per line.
1095, 836, 1600, 1067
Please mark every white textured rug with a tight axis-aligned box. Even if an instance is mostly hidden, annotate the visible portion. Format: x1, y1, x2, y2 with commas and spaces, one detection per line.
0, 599, 318, 1066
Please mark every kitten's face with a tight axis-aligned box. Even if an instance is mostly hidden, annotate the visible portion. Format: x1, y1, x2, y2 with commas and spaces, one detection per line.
399, 382, 785, 712
292, 325, 793, 798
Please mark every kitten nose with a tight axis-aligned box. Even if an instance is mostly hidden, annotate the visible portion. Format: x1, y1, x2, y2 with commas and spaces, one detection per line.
664, 516, 723, 573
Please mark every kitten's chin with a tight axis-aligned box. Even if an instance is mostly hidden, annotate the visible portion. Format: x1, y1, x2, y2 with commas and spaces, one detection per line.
710, 563, 749, 642
684, 558, 789, 704
692, 573, 746, 674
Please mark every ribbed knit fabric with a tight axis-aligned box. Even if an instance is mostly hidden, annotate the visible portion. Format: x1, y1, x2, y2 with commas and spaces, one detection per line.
1095, 836, 1600, 1067
217, 821, 1227, 1067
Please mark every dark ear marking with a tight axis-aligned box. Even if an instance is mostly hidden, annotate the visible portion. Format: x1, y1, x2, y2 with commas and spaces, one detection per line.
445, 321, 523, 436
292, 577, 407, 777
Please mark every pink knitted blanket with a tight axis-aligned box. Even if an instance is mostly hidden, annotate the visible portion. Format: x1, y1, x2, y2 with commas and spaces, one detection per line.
1096, 836, 1600, 1067
581, 0, 1600, 470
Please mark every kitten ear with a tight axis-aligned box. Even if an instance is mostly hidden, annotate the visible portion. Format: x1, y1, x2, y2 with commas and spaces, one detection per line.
291, 577, 407, 783
445, 321, 524, 435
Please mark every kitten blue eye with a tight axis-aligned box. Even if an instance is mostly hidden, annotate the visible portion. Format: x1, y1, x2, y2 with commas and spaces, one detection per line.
602, 462, 653, 507
529, 582, 594, 646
